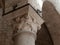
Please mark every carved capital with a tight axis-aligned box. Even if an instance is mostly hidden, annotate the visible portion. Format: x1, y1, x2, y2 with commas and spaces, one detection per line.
17, 15, 41, 33
11, 6, 44, 38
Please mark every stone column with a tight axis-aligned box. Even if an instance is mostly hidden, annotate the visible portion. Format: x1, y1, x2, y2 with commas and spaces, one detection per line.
13, 6, 44, 45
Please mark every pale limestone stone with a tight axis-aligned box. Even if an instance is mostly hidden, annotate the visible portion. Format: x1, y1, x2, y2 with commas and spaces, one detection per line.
14, 14, 43, 45
14, 32, 35, 45
5, 0, 27, 8
14, 6, 44, 45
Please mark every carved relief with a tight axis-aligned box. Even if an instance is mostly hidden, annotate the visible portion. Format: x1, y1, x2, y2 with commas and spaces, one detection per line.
11, 14, 43, 37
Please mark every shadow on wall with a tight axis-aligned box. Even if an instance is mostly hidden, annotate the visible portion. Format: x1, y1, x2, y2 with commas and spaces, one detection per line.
42, 1, 60, 45
36, 23, 53, 45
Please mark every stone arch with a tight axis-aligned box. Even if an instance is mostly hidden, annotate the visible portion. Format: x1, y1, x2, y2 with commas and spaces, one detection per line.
42, 1, 60, 45
42, 0, 60, 14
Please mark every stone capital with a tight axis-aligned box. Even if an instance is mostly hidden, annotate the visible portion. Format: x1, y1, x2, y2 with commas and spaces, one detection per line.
12, 6, 44, 38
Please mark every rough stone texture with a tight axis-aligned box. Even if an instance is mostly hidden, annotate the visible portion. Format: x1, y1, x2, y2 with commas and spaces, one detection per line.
5, 0, 28, 8
42, 1, 60, 45
0, 18, 14, 45
1, 0, 59, 45
0, 19, 53, 45
47, 0, 60, 14
0, 4, 53, 45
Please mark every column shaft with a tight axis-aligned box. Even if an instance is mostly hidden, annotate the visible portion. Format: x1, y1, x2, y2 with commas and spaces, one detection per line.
14, 31, 35, 45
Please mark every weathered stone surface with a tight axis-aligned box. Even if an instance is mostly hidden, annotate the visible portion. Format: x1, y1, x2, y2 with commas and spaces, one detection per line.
42, 1, 60, 45
0, 18, 14, 45
47, 0, 60, 14
0, 4, 50, 45
1, 0, 59, 45
5, 0, 28, 13
0, 0, 5, 8
5, 0, 28, 8
3, 5, 29, 20
13, 6, 44, 45
0, 9, 3, 16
